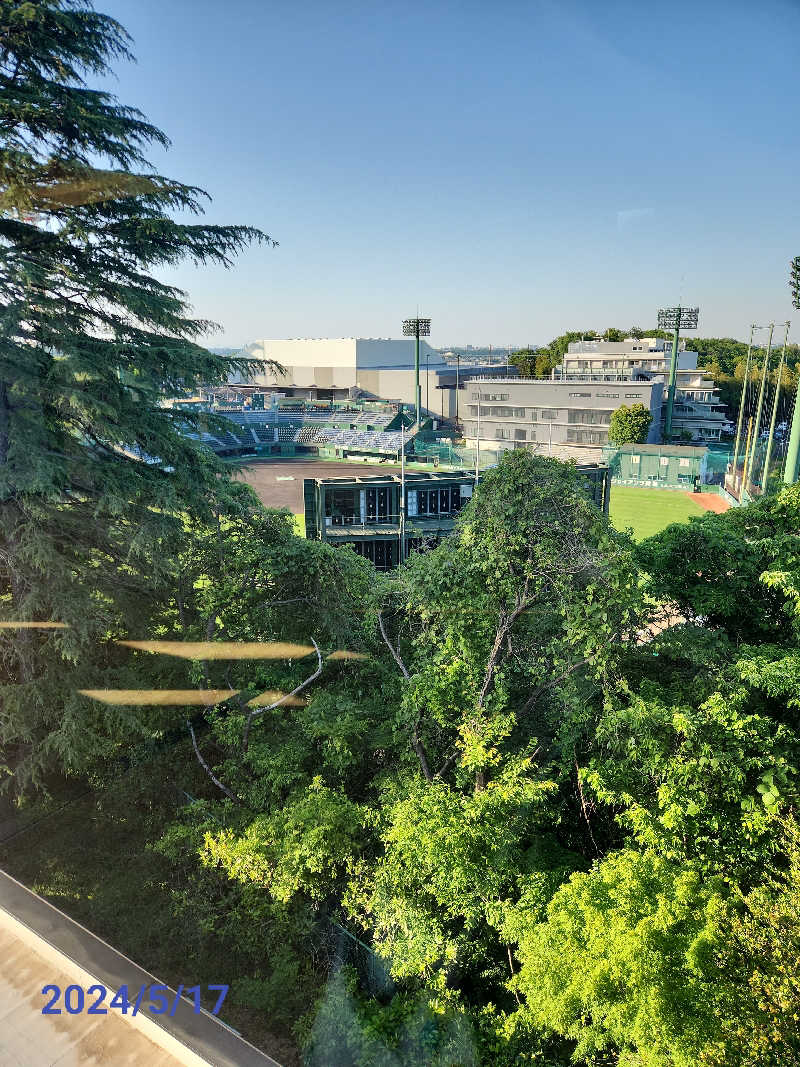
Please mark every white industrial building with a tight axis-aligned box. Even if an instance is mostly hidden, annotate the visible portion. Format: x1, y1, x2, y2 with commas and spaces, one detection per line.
238, 337, 459, 415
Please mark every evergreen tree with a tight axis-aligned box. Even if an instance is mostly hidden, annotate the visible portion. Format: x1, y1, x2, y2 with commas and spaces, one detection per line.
0, 0, 275, 788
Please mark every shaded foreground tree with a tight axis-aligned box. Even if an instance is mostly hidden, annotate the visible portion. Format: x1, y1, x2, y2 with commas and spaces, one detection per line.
0, 0, 275, 788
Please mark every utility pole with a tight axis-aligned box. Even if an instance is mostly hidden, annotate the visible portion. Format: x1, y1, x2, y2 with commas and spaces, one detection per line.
731, 324, 757, 493
744, 323, 774, 491
785, 258, 800, 484
742, 417, 754, 498
658, 305, 700, 441
762, 322, 790, 492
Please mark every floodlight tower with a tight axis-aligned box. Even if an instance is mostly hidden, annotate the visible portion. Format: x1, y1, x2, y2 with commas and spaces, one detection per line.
784, 258, 800, 485
657, 305, 699, 441
402, 317, 431, 428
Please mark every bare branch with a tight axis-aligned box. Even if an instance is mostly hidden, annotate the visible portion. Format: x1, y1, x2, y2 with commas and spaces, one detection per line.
575, 758, 601, 856
412, 713, 433, 782
519, 657, 592, 718
478, 583, 534, 708
378, 611, 434, 782
242, 638, 323, 752
377, 610, 410, 679
187, 719, 244, 805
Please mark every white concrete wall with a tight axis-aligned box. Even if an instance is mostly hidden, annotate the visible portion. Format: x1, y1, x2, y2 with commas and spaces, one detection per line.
355, 338, 443, 369
242, 337, 444, 371
244, 338, 358, 369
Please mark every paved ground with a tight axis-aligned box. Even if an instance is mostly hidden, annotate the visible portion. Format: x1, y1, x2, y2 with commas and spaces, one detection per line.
237, 459, 403, 512
0, 924, 182, 1067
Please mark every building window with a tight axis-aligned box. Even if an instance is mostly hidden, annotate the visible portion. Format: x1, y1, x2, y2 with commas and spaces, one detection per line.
416, 485, 461, 516
679, 458, 691, 468
568, 410, 613, 425
625, 393, 643, 399
328, 488, 359, 526
513, 407, 526, 417
630, 455, 640, 464
540, 408, 558, 420
365, 486, 391, 523
495, 428, 510, 440
514, 429, 526, 440
660, 457, 669, 466
569, 392, 591, 397
596, 392, 619, 399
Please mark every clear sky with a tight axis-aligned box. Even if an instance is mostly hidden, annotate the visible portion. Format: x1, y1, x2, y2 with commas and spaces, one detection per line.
98, 0, 800, 348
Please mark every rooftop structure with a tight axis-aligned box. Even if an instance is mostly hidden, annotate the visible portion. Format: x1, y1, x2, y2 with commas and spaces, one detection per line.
602, 442, 710, 488
233, 338, 515, 423
554, 338, 731, 441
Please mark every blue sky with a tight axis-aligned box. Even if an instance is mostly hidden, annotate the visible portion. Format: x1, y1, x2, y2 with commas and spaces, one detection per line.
99, 0, 800, 348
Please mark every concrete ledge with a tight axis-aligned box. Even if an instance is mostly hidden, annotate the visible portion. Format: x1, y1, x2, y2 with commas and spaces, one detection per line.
0, 868, 281, 1067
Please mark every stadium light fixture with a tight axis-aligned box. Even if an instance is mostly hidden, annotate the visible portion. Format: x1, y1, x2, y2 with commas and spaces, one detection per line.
657, 305, 699, 440
402, 317, 431, 427
790, 256, 800, 310
785, 258, 800, 484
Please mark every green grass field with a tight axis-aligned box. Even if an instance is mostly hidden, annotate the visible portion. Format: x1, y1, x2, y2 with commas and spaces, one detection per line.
292, 490, 706, 545
608, 486, 708, 542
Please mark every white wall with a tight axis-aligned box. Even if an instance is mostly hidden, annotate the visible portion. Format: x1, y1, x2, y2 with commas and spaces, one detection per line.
355, 339, 444, 369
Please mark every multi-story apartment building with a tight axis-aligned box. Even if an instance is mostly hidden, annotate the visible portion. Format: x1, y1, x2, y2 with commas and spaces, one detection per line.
555, 338, 731, 440
460, 378, 663, 455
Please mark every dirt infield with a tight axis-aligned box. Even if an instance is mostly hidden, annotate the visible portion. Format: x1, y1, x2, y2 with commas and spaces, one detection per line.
236, 458, 403, 512
691, 492, 731, 514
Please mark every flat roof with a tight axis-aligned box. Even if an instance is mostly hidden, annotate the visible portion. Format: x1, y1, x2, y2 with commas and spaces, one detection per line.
608, 443, 708, 457
312, 472, 471, 486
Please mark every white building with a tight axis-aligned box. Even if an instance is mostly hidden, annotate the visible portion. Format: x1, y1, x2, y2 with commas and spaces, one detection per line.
555, 338, 731, 440
238, 337, 455, 413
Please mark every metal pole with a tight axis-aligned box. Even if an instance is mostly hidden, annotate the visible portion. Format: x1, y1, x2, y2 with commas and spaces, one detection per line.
742, 417, 754, 499
785, 338, 800, 485
426, 350, 429, 416
476, 391, 481, 484
399, 418, 405, 565
744, 324, 774, 491
455, 354, 460, 425
414, 326, 420, 428
664, 316, 681, 441
731, 324, 756, 489
762, 322, 790, 493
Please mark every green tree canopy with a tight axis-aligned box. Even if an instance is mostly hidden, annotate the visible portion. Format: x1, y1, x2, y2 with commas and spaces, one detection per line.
607, 402, 652, 446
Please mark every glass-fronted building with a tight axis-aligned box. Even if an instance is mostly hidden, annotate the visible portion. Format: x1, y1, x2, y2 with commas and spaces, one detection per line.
304, 466, 611, 570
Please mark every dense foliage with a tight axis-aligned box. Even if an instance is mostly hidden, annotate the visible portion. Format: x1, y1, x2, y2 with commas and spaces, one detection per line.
155, 455, 800, 1065
4, 5, 800, 1065
608, 402, 652, 446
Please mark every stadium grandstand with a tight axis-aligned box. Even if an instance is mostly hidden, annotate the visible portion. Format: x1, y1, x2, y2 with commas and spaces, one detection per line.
170, 399, 421, 461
